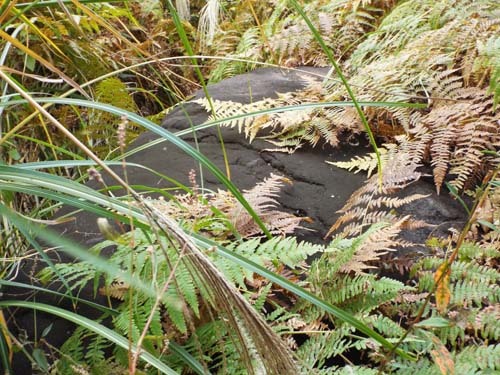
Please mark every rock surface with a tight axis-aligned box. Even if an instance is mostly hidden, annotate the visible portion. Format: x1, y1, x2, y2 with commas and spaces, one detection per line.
5, 67, 467, 372
53, 66, 370, 246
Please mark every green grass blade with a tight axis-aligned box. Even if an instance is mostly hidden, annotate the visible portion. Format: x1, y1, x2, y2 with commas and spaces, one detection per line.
288, 0, 383, 182
15, 159, 190, 193
164, 0, 232, 184
0, 165, 145, 217
3, 209, 74, 297
0, 280, 205, 374
0, 97, 272, 238
0, 300, 178, 375
168, 342, 206, 375
175, 100, 425, 136
0, 327, 12, 375
0, 280, 116, 314
0, 182, 141, 229
191, 234, 416, 361
118, 100, 426, 163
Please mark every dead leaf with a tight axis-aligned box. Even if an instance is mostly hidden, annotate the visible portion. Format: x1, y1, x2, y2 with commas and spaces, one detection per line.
430, 334, 455, 375
434, 261, 451, 314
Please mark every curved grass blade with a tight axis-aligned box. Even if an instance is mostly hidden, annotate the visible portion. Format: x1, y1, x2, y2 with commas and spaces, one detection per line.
168, 342, 206, 375
0, 311, 12, 374
0, 165, 143, 217
3, 208, 73, 296
0, 281, 205, 374
0, 98, 272, 238
16, 160, 191, 193
112, 99, 425, 164
0, 301, 178, 375
0, 280, 115, 314
191, 233, 416, 361
288, 0, 383, 182
0, 203, 152, 297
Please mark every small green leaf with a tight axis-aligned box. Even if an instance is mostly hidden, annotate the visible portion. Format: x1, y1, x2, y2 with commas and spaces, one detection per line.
8, 148, 20, 161
32, 348, 49, 371
477, 220, 497, 231
41, 323, 53, 338
414, 317, 451, 328
25, 55, 36, 72
445, 182, 470, 215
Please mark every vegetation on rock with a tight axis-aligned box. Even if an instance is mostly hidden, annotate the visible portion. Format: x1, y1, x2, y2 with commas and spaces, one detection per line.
0, 0, 498, 374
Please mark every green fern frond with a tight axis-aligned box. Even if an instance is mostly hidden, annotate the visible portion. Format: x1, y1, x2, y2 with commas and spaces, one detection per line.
296, 324, 356, 370
365, 314, 406, 339
471, 305, 500, 341
83, 77, 139, 153
214, 236, 323, 287
451, 279, 499, 307
455, 343, 500, 372
38, 261, 97, 294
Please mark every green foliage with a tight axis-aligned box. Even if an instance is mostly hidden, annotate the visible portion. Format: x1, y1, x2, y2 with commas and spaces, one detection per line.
55, 326, 121, 375
3, 1, 500, 374
43, 212, 324, 373
83, 77, 139, 154
213, 236, 323, 287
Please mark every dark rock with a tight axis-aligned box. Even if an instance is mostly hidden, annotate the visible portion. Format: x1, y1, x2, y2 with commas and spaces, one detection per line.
4, 67, 467, 373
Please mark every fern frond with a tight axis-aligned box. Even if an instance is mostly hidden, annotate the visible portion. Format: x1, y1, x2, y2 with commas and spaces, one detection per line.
470, 304, 500, 341
38, 261, 97, 294
327, 144, 398, 177
194, 97, 276, 136
296, 324, 356, 369
214, 236, 323, 287
338, 220, 406, 274
451, 279, 499, 307
420, 88, 500, 192
99, 279, 128, 301
223, 173, 304, 237
455, 343, 500, 372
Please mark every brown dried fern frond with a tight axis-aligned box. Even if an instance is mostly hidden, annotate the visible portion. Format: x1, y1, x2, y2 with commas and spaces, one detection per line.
418, 88, 500, 193
326, 150, 429, 238
145, 173, 304, 238
195, 77, 345, 148
220, 174, 304, 237
340, 217, 410, 274
99, 279, 129, 301
267, 0, 393, 67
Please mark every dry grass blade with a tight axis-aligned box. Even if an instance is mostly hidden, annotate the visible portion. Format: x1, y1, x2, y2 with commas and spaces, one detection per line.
1, 67, 295, 372
144, 203, 298, 374
0, 30, 89, 99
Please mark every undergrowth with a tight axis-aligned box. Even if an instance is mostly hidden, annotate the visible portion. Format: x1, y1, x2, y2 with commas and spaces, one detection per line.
0, 0, 499, 374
